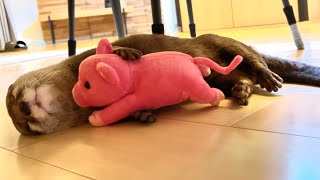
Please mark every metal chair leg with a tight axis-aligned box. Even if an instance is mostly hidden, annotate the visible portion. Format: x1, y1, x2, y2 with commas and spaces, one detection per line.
186, 0, 196, 37
282, 0, 304, 50
68, 0, 76, 56
110, 0, 125, 38
48, 16, 55, 44
298, 0, 309, 22
151, 0, 164, 34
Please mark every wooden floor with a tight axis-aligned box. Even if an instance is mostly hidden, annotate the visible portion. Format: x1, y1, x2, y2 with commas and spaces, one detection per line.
0, 21, 320, 180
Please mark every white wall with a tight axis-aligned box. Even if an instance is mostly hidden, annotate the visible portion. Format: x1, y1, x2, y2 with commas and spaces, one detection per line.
4, 0, 44, 46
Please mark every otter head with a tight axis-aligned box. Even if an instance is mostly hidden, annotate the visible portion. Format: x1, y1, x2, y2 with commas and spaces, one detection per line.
6, 50, 95, 135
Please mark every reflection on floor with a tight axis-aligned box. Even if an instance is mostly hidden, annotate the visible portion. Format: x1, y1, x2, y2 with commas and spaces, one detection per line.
0, 21, 319, 179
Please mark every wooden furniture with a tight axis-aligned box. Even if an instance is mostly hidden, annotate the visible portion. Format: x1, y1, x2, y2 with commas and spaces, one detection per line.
113, 0, 305, 48
39, 6, 133, 44
63, 0, 129, 55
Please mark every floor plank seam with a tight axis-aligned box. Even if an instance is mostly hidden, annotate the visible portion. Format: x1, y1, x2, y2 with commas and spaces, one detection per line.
13, 130, 75, 151
161, 117, 320, 139
230, 126, 320, 139
0, 146, 12, 151
13, 151, 96, 180
228, 101, 276, 126
3, 145, 95, 179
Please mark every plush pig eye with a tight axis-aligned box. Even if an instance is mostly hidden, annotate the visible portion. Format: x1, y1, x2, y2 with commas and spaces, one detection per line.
84, 81, 91, 89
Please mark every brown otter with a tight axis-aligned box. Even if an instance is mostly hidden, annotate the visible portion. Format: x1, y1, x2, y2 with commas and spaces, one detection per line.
6, 34, 320, 135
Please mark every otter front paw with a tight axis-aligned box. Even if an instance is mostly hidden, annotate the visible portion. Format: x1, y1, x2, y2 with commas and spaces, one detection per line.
257, 68, 283, 93
131, 110, 156, 123
231, 80, 253, 105
113, 47, 143, 60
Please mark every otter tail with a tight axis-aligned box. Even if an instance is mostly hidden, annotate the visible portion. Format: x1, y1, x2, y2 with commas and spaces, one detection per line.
262, 54, 320, 86
194, 55, 243, 75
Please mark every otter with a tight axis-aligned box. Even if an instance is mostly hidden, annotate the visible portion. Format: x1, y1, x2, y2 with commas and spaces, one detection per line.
6, 34, 320, 135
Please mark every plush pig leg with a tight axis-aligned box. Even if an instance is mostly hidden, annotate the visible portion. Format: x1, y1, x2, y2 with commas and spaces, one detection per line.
89, 94, 142, 126
188, 80, 225, 106
197, 64, 211, 77
208, 88, 225, 106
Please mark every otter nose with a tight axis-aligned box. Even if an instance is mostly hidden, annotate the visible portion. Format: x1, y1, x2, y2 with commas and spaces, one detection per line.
19, 101, 31, 116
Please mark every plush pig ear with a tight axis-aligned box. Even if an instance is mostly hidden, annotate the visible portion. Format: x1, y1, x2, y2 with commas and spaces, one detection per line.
96, 38, 113, 54
96, 62, 120, 85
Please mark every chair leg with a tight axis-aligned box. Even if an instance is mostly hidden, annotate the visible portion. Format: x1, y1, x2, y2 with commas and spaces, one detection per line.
110, 0, 125, 38
151, 0, 164, 34
186, 0, 196, 38
48, 16, 55, 44
282, 0, 304, 50
298, 0, 309, 22
68, 0, 76, 56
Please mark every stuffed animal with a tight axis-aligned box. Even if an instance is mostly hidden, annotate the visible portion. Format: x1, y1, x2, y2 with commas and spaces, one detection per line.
72, 38, 243, 126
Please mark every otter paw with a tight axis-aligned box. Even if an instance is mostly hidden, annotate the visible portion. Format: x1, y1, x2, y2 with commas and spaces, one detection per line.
231, 80, 253, 105
257, 68, 283, 93
131, 110, 156, 123
113, 47, 143, 60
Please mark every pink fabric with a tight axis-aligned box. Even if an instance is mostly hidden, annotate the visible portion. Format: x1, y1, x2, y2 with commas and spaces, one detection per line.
72, 38, 243, 126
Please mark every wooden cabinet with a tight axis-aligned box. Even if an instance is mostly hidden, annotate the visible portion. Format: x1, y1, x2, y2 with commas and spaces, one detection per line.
36, 0, 151, 43
179, 0, 233, 31
232, 0, 298, 27
308, 0, 320, 20
179, 0, 319, 32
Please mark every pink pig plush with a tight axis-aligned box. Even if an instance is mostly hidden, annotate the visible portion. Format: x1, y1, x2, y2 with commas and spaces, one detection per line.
72, 38, 243, 127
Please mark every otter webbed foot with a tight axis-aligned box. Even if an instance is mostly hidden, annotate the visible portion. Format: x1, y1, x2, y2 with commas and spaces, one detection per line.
257, 68, 283, 93
113, 47, 143, 60
231, 80, 254, 105
131, 110, 156, 124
